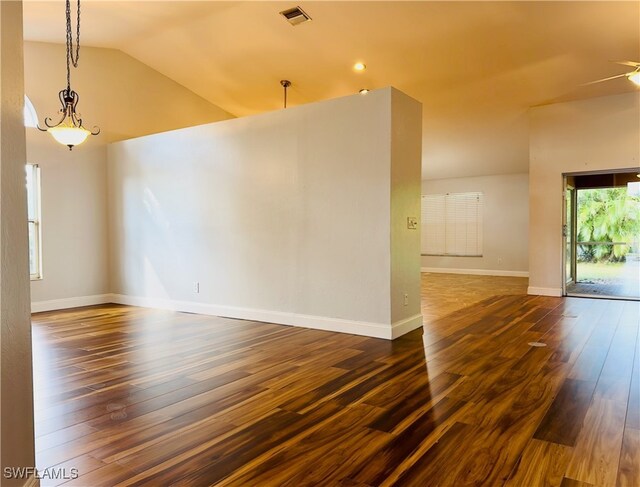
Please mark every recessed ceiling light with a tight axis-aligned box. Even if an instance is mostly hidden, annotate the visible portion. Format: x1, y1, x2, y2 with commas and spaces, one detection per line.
359, 89, 369, 94
353, 62, 366, 72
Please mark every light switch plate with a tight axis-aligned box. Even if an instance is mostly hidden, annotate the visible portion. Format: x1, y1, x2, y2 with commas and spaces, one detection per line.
407, 217, 418, 230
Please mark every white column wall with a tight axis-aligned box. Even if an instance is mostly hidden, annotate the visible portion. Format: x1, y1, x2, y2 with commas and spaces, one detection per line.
108, 88, 423, 339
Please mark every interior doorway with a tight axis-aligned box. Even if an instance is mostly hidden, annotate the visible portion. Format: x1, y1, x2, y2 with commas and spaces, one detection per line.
563, 170, 640, 300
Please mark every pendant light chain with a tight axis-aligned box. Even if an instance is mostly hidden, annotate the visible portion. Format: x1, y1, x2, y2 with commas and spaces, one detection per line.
65, 0, 81, 90
38, 0, 99, 150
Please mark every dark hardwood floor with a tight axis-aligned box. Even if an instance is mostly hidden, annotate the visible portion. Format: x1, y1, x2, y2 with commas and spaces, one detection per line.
32, 293, 639, 486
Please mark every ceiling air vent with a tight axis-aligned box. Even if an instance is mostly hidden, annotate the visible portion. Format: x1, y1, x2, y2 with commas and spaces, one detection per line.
280, 6, 312, 26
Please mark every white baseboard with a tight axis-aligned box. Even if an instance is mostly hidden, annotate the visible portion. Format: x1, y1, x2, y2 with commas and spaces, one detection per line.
30, 292, 424, 339
31, 294, 112, 313
527, 286, 563, 297
110, 294, 420, 340
391, 313, 424, 339
421, 267, 529, 278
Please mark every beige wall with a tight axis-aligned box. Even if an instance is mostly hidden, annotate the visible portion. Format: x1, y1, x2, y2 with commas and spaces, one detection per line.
529, 92, 640, 295
27, 132, 110, 305
24, 42, 233, 144
25, 42, 233, 308
1, 2, 37, 484
108, 88, 423, 339
421, 173, 529, 276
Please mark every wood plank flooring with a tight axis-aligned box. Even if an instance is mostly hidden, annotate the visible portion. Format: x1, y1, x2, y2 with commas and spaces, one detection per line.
32, 280, 639, 486
420, 272, 528, 324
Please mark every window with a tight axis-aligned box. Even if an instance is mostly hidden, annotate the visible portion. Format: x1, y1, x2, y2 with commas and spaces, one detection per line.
421, 192, 483, 256
26, 164, 42, 279
24, 95, 38, 128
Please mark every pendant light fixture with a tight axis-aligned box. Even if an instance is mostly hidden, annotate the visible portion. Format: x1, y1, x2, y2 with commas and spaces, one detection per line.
280, 80, 291, 108
38, 0, 99, 150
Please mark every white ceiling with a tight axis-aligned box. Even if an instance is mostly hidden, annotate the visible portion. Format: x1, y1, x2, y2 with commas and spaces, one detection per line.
23, 1, 640, 180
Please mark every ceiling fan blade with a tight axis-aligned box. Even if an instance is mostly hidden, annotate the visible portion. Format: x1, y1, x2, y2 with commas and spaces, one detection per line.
612, 60, 640, 67
581, 73, 628, 86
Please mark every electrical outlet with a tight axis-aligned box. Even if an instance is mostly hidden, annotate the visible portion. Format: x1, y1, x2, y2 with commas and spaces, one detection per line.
193, 282, 200, 294
407, 217, 418, 230
403, 293, 409, 306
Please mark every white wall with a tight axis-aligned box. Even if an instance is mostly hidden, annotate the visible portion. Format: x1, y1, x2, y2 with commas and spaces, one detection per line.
420, 173, 529, 276
108, 88, 423, 339
529, 92, 640, 296
1, 2, 36, 482
391, 89, 423, 322
25, 42, 233, 309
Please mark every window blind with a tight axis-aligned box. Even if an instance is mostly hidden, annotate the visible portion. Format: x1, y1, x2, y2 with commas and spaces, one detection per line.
421, 192, 483, 256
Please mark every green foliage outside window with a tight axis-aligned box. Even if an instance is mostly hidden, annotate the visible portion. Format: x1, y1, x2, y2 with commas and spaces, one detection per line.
577, 187, 640, 263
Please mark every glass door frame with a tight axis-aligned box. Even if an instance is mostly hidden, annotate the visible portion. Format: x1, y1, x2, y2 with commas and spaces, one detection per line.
562, 178, 577, 295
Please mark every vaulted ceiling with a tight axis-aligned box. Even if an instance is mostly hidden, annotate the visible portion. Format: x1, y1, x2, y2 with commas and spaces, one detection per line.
23, 1, 640, 179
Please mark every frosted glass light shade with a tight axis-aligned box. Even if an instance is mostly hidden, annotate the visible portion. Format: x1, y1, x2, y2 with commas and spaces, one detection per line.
48, 125, 90, 148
